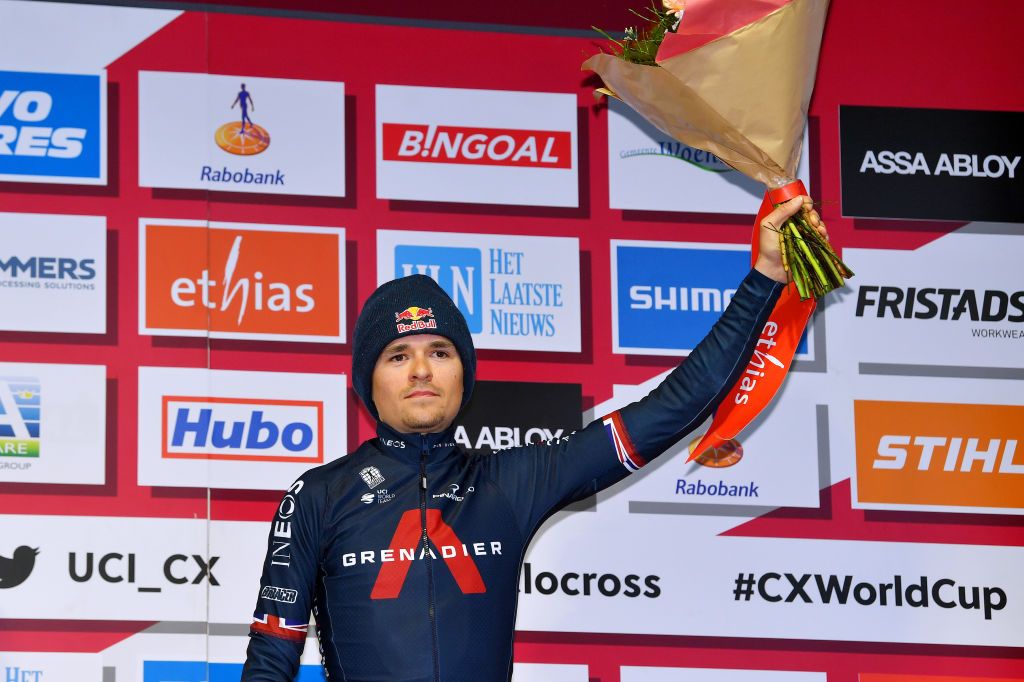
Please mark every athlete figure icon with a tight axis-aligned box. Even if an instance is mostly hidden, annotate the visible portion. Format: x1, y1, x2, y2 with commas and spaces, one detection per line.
231, 83, 255, 134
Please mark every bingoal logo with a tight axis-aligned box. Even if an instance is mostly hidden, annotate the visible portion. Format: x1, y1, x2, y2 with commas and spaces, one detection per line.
381, 124, 572, 169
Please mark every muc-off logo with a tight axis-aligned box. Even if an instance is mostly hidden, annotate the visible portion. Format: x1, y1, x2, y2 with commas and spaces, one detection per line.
620, 140, 732, 173
0, 376, 41, 458
394, 245, 482, 333
0, 71, 105, 184
260, 585, 298, 603
162, 397, 322, 463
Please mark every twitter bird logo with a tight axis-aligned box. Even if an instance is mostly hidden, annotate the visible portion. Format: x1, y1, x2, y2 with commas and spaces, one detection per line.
0, 546, 39, 588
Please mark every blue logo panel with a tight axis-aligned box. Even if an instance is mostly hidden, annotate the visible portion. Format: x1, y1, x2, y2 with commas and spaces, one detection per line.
394, 245, 482, 333
144, 661, 324, 682
616, 244, 808, 355
0, 70, 104, 183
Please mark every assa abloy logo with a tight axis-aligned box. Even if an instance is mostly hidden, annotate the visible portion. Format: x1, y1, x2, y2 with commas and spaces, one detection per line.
0, 71, 105, 184
162, 396, 323, 463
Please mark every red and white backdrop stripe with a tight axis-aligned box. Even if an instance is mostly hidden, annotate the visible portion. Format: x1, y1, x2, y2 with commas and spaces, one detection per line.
0, 0, 1022, 680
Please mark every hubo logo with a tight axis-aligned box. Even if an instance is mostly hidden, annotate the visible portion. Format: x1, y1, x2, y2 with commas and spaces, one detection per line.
139, 71, 346, 198
0, 70, 106, 185
214, 82, 270, 156
0, 546, 39, 588
854, 400, 1024, 515
840, 106, 1024, 222
0, 376, 41, 458
613, 240, 808, 357
162, 396, 322, 464
380, 231, 581, 352
140, 220, 345, 343
619, 139, 732, 173
375, 84, 578, 207
138, 366, 344, 490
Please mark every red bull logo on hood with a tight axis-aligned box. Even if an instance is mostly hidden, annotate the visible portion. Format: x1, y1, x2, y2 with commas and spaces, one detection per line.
395, 306, 436, 333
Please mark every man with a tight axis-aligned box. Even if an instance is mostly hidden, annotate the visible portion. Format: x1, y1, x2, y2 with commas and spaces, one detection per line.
242, 197, 824, 681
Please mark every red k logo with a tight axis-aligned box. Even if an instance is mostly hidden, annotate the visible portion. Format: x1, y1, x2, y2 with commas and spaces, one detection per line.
371, 509, 487, 599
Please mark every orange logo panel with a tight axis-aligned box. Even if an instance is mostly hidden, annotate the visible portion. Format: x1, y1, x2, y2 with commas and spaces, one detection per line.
144, 223, 341, 339
854, 400, 1024, 511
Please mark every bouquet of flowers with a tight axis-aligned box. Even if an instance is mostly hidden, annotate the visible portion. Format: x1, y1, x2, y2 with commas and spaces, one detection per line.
584, 0, 850, 458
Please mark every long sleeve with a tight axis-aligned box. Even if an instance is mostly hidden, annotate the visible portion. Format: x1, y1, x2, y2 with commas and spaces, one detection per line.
484, 268, 784, 535
241, 474, 326, 680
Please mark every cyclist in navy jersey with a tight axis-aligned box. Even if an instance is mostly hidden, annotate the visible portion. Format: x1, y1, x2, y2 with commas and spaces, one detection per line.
242, 197, 825, 681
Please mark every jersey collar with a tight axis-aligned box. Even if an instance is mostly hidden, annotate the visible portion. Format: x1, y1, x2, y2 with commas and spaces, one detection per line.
375, 421, 460, 465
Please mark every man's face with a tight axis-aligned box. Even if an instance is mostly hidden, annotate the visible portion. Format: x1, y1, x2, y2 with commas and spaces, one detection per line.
371, 334, 464, 434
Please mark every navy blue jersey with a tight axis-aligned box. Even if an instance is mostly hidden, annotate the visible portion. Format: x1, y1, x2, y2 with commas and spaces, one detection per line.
242, 269, 783, 681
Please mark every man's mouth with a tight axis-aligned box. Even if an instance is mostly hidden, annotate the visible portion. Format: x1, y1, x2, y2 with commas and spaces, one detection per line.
405, 389, 439, 399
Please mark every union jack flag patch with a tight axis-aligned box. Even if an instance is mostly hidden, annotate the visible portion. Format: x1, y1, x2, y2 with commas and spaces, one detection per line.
252, 613, 308, 642
602, 411, 647, 472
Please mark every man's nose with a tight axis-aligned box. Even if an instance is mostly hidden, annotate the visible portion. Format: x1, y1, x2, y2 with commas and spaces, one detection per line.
409, 352, 432, 380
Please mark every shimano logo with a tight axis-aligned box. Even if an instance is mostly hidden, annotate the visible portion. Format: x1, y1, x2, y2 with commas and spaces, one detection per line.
0, 256, 96, 280
629, 285, 736, 313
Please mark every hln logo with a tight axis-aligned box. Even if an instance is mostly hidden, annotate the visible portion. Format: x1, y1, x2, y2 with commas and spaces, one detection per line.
394, 245, 482, 333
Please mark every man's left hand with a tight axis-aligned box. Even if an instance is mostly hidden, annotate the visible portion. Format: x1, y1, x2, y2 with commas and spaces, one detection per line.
753, 195, 827, 284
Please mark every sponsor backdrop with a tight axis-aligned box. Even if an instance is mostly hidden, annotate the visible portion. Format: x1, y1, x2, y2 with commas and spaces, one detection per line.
0, 1, 1021, 681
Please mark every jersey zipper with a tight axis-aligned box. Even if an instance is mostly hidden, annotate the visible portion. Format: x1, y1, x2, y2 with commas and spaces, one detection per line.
420, 439, 441, 682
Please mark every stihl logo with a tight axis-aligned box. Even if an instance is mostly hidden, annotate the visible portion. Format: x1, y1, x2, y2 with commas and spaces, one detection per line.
140, 221, 344, 342
382, 124, 572, 169
365, 509, 497, 599
855, 401, 1024, 513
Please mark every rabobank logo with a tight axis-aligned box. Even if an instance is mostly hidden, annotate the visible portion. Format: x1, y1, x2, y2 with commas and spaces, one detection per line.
0, 71, 106, 185
139, 72, 345, 197
379, 230, 581, 352
143, 661, 324, 682
138, 367, 345, 490
214, 82, 270, 156
0, 376, 41, 458
395, 245, 482, 333
612, 240, 808, 356
162, 396, 323, 463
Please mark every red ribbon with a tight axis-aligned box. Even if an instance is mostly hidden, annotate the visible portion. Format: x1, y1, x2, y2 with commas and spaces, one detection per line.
687, 180, 816, 461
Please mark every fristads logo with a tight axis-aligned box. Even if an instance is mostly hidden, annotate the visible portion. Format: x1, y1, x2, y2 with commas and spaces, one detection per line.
138, 367, 345, 490
0, 212, 106, 334
376, 84, 578, 207
854, 400, 1024, 515
612, 240, 810, 356
608, 99, 811, 214
144, 661, 324, 682
139, 220, 345, 343
139, 71, 345, 197
837, 237, 1021, 371
0, 70, 106, 185
840, 106, 1023, 222
379, 230, 581, 352
0, 376, 41, 460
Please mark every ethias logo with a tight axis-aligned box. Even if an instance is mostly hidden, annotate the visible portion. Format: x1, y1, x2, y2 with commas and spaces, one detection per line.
0, 376, 41, 458
140, 220, 345, 343
0, 71, 105, 184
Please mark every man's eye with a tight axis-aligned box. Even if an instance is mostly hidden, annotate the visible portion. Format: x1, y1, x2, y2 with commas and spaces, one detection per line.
389, 353, 406, 362
433, 350, 450, 358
